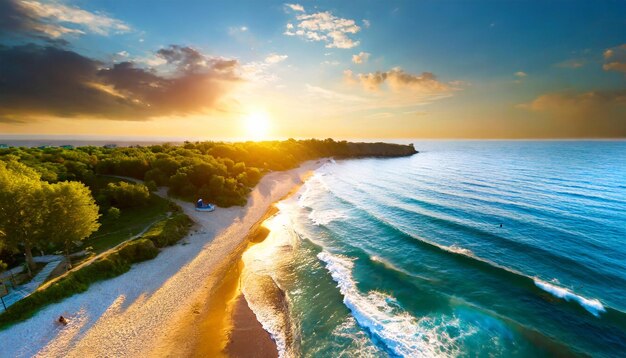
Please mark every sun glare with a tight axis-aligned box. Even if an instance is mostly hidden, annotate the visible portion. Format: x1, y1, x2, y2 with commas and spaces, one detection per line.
244, 111, 271, 141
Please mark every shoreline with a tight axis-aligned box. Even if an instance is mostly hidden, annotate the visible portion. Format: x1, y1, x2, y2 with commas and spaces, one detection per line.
149, 162, 324, 357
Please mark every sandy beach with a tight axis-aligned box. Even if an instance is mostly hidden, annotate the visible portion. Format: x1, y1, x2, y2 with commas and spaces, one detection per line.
0, 160, 325, 358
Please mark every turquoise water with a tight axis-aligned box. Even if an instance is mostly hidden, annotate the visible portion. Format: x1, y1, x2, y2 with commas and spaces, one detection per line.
246, 141, 626, 357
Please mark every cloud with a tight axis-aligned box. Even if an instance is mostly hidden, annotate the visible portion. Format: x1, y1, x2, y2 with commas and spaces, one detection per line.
603, 44, 626, 74
514, 71, 527, 78
238, 53, 288, 83
0, 44, 241, 122
362, 19, 371, 28
352, 51, 370, 64
285, 3, 304, 12
305, 84, 365, 102
519, 91, 626, 112
284, 9, 361, 49
264, 53, 288, 64
518, 90, 626, 136
228, 26, 248, 35
0, 0, 130, 39
555, 59, 585, 69
321, 60, 340, 66
345, 67, 451, 93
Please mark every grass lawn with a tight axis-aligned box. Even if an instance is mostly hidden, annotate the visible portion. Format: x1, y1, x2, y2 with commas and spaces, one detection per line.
83, 194, 170, 254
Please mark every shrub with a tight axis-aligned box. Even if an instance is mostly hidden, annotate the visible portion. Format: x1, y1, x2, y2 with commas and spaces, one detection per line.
145, 180, 158, 192
143, 214, 192, 248
118, 239, 158, 262
105, 181, 150, 208
107, 206, 121, 220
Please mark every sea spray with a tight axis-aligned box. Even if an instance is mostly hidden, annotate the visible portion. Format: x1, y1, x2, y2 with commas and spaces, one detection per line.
534, 279, 606, 317
317, 251, 470, 357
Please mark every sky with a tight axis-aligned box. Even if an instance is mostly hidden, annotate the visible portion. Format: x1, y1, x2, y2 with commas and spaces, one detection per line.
0, 0, 625, 140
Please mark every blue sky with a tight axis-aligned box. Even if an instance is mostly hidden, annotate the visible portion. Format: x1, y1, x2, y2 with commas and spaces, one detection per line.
0, 0, 625, 138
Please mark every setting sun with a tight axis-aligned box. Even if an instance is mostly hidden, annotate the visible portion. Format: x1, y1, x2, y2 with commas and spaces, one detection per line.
243, 111, 271, 141
0, 1, 624, 356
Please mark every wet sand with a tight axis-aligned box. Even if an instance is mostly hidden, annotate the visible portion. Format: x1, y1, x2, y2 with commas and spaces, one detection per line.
226, 295, 278, 358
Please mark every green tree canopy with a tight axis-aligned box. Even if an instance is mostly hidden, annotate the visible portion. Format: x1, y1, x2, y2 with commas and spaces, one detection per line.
0, 161, 101, 273
0, 161, 46, 273
46, 181, 101, 260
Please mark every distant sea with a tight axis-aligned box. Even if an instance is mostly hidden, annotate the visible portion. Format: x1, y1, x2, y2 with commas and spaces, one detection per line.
243, 140, 626, 357
0, 135, 192, 147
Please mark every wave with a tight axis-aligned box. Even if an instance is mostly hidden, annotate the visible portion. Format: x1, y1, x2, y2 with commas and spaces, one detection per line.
315, 188, 615, 320
534, 279, 606, 317
308, 209, 349, 226
318, 251, 469, 357
320, 183, 626, 310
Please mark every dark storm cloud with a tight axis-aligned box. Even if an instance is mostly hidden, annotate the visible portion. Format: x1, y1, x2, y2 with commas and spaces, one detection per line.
0, 44, 241, 122
0, 0, 42, 37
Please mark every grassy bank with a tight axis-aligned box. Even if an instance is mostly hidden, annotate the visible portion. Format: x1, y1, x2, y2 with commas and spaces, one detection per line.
0, 213, 192, 330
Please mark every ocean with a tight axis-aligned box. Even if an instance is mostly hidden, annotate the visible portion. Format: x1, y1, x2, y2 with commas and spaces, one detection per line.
241, 140, 626, 357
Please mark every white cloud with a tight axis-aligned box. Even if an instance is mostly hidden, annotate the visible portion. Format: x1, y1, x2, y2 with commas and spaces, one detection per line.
285, 3, 305, 12
265, 53, 288, 64
321, 60, 340, 66
352, 51, 370, 64
136, 54, 167, 67
284, 9, 361, 49
363, 19, 371, 28
19, 0, 131, 36
603, 44, 626, 74
346, 67, 451, 93
514, 71, 527, 78
241, 54, 288, 83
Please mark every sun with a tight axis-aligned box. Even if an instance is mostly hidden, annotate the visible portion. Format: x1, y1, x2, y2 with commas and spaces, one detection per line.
243, 111, 271, 141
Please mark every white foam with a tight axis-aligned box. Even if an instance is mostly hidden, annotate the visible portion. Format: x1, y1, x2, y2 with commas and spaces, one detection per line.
297, 173, 328, 208
318, 251, 469, 357
241, 211, 300, 358
447, 244, 473, 256
534, 279, 606, 317
308, 209, 348, 226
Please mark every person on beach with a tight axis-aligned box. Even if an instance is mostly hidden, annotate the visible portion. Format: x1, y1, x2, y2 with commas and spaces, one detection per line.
58, 316, 68, 325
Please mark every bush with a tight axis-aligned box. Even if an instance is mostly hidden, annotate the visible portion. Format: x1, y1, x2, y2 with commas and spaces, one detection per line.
145, 180, 158, 192
143, 214, 192, 248
118, 239, 158, 262
107, 206, 121, 220
105, 181, 150, 208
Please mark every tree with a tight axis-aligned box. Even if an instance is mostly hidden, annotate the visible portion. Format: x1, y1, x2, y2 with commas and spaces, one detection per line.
0, 161, 45, 275
46, 181, 100, 267
105, 181, 150, 208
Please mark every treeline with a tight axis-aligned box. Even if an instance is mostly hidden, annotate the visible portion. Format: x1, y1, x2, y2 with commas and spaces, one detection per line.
0, 139, 416, 209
